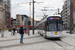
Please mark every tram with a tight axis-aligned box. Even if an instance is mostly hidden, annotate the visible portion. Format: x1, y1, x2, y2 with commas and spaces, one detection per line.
37, 15, 62, 38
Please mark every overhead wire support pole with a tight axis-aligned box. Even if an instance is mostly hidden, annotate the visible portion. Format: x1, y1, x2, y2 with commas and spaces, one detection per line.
70, 0, 73, 34
32, 0, 34, 35
58, 8, 59, 14
32, 1, 43, 35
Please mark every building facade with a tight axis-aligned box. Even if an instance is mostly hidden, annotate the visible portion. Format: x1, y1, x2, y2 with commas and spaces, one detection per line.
0, 0, 6, 29
61, 0, 75, 30
12, 19, 16, 26
3, 0, 11, 28
16, 14, 30, 27
16, 14, 23, 26
31, 18, 38, 26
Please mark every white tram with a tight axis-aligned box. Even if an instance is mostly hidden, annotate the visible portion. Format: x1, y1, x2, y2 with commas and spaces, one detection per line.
37, 15, 62, 38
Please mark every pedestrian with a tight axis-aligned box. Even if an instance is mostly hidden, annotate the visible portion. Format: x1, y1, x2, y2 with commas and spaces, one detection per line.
19, 26, 24, 44
12, 27, 16, 35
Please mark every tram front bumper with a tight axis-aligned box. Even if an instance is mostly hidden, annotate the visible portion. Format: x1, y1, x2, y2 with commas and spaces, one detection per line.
47, 35, 62, 38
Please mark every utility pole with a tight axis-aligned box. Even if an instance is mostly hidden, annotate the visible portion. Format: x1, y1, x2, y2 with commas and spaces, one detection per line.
70, 0, 73, 34
29, 0, 31, 20
33, 0, 34, 35
58, 8, 59, 14
32, 1, 43, 35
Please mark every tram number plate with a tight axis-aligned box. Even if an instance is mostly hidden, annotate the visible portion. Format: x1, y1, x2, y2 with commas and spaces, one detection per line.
55, 31, 58, 35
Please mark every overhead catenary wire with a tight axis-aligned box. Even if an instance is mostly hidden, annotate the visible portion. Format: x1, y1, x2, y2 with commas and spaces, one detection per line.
34, 6, 45, 16
34, 8, 45, 15
37, 3, 61, 15
23, 0, 29, 3
35, 0, 54, 17
35, 4, 48, 14
45, 0, 51, 7
33, 4, 45, 17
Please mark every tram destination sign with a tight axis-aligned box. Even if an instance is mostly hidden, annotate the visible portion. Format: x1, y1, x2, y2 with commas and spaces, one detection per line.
48, 17, 60, 20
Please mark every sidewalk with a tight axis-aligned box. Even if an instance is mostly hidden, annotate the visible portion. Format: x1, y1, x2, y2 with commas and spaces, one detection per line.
61, 30, 75, 47
62, 30, 75, 38
0, 30, 39, 41
0, 30, 43, 50
0, 30, 75, 50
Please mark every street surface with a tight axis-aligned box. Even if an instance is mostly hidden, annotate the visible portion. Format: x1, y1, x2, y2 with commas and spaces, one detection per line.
0, 30, 75, 50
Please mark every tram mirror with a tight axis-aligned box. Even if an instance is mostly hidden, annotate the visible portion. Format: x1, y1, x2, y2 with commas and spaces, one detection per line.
62, 21, 63, 25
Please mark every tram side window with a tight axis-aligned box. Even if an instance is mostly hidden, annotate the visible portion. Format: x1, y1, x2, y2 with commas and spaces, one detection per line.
41, 24, 42, 30
39, 24, 42, 30
40, 24, 41, 30
41, 23, 44, 30
42, 22, 45, 30
42, 23, 43, 30
38, 26, 39, 29
45, 21, 48, 31
38, 25, 39, 29
39, 24, 40, 30
41, 23, 42, 30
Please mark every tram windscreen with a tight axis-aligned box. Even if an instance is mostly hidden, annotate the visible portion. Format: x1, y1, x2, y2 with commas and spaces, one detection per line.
48, 18, 62, 31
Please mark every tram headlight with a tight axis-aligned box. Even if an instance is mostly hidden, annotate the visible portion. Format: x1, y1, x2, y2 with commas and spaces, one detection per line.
49, 32, 51, 34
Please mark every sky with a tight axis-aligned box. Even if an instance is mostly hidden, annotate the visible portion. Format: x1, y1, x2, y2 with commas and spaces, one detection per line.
11, 0, 64, 20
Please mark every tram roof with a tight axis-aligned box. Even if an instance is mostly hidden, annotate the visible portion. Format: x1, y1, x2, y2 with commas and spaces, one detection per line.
47, 15, 61, 17
37, 15, 61, 26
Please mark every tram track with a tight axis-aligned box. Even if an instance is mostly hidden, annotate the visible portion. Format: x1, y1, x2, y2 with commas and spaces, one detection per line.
40, 34, 75, 50
40, 33, 75, 50
51, 39, 75, 50
0, 39, 50, 49
0, 35, 75, 49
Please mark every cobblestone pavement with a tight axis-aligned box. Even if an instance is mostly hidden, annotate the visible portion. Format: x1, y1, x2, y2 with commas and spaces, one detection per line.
0, 30, 75, 50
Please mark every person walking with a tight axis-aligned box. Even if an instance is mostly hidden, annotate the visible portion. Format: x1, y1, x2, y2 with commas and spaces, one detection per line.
19, 26, 24, 44
12, 27, 16, 35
